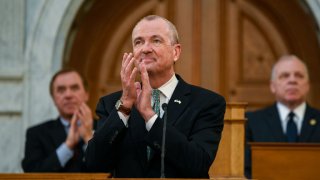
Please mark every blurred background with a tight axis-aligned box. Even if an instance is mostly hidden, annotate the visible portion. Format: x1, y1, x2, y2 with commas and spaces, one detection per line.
0, 0, 320, 172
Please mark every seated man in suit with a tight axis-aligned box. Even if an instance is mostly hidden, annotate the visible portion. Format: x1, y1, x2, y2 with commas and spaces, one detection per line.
22, 69, 94, 172
85, 15, 226, 178
245, 55, 320, 178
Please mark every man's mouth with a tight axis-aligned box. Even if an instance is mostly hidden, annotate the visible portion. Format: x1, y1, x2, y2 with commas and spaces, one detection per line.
64, 102, 77, 108
286, 88, 298, 94
140, 57, 155, 63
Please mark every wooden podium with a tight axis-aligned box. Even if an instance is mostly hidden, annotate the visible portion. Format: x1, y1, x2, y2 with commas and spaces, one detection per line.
251, 143, 320, 180
210, 103, 247, 179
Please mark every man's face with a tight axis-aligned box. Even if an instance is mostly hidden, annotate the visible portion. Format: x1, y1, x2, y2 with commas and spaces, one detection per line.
270, 58, 309, 107
52, 72, 88, 120
132, 18, 181, 77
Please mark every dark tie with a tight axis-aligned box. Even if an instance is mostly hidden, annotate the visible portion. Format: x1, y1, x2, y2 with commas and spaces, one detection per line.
147, 89, 161, 161
286, 111, 298, 142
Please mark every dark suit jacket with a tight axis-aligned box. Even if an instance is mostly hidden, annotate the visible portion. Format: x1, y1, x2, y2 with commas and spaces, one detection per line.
85, 75, 226, 178
245, 103, 320, 178
22, 118, 86, 172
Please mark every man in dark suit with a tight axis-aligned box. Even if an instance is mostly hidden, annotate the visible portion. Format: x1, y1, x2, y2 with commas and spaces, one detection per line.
22, 69, 94, 172
85, 15, 226, 178
245, 55, 320, 178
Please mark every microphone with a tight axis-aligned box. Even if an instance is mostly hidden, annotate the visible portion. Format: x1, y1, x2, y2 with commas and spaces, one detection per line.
160, 103, 168, 178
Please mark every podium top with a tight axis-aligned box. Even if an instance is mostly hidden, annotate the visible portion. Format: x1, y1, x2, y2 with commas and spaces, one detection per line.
249, 142, 320, 147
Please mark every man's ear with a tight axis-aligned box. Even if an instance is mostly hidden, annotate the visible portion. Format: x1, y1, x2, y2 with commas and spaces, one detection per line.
173, 44, 181, 62
270, 81, 276, 94
84, 91, 89, 102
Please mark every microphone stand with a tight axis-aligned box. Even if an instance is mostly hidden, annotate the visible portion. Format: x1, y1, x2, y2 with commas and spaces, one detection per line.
160, 103, 168, 178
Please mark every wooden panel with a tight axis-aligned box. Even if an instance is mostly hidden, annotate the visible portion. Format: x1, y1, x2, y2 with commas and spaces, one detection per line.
201, 0, 224, 91
225, 0, 288, 110
251, 143, 320, 180
174, 0, 194, 83
210, 103, 247, 179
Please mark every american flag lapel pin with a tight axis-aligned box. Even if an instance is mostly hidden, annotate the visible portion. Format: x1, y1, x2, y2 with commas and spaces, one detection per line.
309, 119, 317, 126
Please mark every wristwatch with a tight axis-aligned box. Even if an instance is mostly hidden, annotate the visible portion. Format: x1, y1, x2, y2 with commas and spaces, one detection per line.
115, 99, 131, 115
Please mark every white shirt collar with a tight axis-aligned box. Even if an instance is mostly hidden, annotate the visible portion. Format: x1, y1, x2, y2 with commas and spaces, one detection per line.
157, 74, 178, 103
60, 117, 70, 127
59, 117, 70, 133
277, 102, 306, 134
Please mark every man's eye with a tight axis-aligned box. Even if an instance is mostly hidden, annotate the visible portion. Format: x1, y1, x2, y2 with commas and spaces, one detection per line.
295, 73, 304, 79
279, 73, 289, 79
57, 87, 65, 93
153, 39, 161, 44
134, 40, 142, 46
71, 85, 80, 91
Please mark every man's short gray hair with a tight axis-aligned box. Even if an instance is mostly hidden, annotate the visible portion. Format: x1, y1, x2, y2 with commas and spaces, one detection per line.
132, 15, 180, 45
270, 54, 309, 80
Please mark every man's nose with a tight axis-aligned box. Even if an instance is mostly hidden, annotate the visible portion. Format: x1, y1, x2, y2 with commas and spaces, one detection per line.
288, 74, 298, 83
64, 88, 74, 97
141, 42, 153, 52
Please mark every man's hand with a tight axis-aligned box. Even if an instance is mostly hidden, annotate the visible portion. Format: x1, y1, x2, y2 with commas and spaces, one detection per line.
65, 114, 80, 149
77, 102, 93, 143
120, 53, 139, 109
135, 63, 155, 121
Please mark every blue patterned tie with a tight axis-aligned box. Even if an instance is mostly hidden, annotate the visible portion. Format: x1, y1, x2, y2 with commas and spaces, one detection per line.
286, 111, 298, 142
147, 89, 161, 161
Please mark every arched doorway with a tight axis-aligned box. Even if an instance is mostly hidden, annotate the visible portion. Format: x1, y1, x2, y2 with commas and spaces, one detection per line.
64, 0, 320, 113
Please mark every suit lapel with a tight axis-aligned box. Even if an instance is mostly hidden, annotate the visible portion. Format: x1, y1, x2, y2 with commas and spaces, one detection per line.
299, 105, 318, 142
50, 118, 67, 148
266, 105, 287, 141
166, 77, 190, 126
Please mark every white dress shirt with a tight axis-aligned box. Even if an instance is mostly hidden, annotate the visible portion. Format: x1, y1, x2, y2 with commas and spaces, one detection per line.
277, 102, 306, 135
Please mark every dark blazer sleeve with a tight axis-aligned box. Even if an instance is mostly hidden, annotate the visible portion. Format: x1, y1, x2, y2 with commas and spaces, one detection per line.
146, 91, 225, 177
22, 126, 62, 172
85, 92, 125, 172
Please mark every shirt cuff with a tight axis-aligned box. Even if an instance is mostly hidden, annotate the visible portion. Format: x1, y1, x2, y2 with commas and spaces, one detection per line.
56, 143, 74, 167
118, 111, 130, 127
146, 114, 158, 131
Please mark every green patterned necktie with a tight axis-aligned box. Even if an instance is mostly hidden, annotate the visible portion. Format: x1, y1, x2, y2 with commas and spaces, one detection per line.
152, 89, 161, 116
147, 89, 161, 161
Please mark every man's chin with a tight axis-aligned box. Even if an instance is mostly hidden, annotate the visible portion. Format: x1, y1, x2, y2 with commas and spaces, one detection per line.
60, 113, 73, 120
286, 98, 303, 105
62, 110, 76, 119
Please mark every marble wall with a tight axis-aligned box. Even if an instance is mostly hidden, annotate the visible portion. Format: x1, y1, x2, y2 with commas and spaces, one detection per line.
0, 0, 319, 173
0, 0, 25, 172
0, 0, 83, 172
